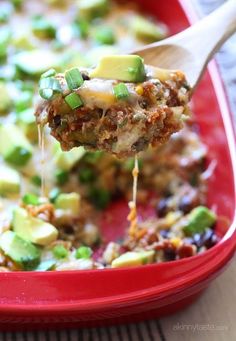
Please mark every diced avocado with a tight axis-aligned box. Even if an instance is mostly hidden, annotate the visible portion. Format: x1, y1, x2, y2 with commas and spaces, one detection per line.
183, 206, 217, 236
131, 16, 166, 43
32, 15, 56, 40
0, 82, 12, 115
14, 91, 33, 113
35, 259, 56, 271
17, 108, 38, 143
0, 231, 40, 270
112, 250, 155, 268
13, 50, 59, 76
0, 165, 20, 196
12, 207, 58, 246
54, 145, 86, 171
55, 192, 80, 216
94, 26, 116, 45
90, 55, 146, 82
0, 124, 32, 166
77, 0, 109, 20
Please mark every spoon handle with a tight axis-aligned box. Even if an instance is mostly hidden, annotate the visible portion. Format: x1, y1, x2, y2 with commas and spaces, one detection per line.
179, 0, 236, 63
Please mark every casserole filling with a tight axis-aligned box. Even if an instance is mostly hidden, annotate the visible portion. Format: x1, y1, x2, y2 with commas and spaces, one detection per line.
0, 0, 219, 271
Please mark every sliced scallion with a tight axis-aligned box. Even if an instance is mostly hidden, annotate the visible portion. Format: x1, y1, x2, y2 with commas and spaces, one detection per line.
113, 83, 129, 100
39, 77, 62, 100
41, 68, 56, 79
22, 193, 40, 206
65, 68, 84, 90
65, 92, 83, 109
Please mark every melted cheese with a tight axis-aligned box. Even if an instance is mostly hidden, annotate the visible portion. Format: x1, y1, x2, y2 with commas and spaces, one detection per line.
128, 155, 139, 237
38, 124, 46, 197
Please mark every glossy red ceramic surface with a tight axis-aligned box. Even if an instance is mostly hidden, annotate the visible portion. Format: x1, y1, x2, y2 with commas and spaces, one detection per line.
0, 0, 236, 330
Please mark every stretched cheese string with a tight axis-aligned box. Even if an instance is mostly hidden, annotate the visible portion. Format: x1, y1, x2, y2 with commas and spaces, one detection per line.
38, 124, 46, 198
128, 154, 139, 237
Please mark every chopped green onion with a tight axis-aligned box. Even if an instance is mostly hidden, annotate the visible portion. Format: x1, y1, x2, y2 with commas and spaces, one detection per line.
53, 245, 68, 259
65, 68, 84, 90
73, 18, 90, 39
39, 88, 53, 100
113, 83, 129, 100
55, 169, 69, 185
49, 187, 61, 203
94, 26, 116, 45
22, 193, 40, 206
65, 93, 83, 109
39, 77, 61, 92
75, 246, 92, 259
41, 68, 56, 79
39, 77, 62, 100
31, 175, 42, 187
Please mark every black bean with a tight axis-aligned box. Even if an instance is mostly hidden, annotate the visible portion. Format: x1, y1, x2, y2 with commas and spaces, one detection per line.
156, 198, 169, 217
164, 247, 176, 261
138, 99, 148, 109
81, 73, 90, 81
201, 228, 219, 248
178, 195, 195, 214
53, 115, 61, 127
159, 229, 169, 238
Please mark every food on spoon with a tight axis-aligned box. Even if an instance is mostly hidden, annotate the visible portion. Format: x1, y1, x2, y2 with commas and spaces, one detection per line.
35, 55, 190, 157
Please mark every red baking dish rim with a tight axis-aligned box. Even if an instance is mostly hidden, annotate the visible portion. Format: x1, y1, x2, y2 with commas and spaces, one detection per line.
0, 0, 235, 314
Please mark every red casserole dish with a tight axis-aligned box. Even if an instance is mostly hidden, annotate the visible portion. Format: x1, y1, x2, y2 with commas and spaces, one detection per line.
0, 0, 235, 331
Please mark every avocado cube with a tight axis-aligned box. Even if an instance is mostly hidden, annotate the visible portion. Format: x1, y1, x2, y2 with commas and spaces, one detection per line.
55, 192, 80, 216
0, 231, 40, 270
0, 124, 32, 166
54, 145, 86, 171
12, 207, 58, 246
0, 165, 20, 196
0, 82, 12, 115
13, 50, 59, 76
17, 108, 38, 143
32, 16, 56, 40
90, 55, 146, 82
77, 0, 109, 20
131, 16, 166, 43
183, 206, 216, 236
111, 250, 155, 268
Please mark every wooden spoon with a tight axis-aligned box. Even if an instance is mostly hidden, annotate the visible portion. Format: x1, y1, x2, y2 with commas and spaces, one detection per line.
132, 0, 236, 88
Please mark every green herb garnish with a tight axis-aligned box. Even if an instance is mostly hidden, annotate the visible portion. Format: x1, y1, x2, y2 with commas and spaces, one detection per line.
65, 68, 84, 90
65, 93, 83, 109
113, 83, 129, 100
